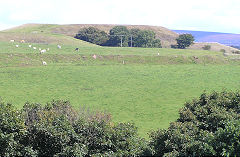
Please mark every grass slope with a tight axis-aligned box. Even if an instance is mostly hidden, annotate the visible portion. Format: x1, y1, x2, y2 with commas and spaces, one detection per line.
0, 24, 240, 137
4, 23, 178, 47
1, 64, 240, 137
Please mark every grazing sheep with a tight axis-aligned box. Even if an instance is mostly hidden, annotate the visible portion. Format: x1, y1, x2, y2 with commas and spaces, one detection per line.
42, 61, 47, 65
40, 49, 46, 54
16, 45, 19, 48
157, 53, 160, 56
57, 45, 61, 49
10, 39, 14, 42
33, 47, 37, 50
29, 45, 32, 48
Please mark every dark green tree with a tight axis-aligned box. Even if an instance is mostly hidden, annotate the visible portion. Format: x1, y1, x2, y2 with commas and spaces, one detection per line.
106, 26, 129, 47
134, 30, 156, 48
21, 100, 148, 156
152, 39, 162, 48
150, 91, 240, 156
75, 27, 109, 46
214, 120, 240, 156
0, 101, 37, 156
176, 33, 194, 49
128, 28, 141, 47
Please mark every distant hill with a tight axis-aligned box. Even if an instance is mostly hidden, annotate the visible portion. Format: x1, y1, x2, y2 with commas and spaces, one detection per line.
3, 24, 178, 48
173, 30, 240, 46
51, 24, 178, 48
2, 24, 238, 53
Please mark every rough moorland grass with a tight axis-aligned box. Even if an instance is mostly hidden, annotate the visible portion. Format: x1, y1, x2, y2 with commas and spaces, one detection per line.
1, 64, 240, 137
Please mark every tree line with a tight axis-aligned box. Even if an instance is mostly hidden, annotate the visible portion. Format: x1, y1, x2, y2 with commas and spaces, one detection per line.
75, 26, 162, 48
75, 26, 195, 49
0, 90, 240, 156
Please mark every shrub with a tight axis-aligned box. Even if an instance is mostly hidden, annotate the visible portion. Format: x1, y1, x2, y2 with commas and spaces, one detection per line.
232, 50, 240, 54
0, 100, 37, 156
171, 44, 178, 49
220, 49, 226, 53
0, 99, 148, 156
202, 45, 211, 50
150, 91, 240, 156
214, 120, 240, 156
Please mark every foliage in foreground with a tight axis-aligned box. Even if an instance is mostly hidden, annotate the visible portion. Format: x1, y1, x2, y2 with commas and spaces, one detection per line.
149, 91, 240, 156
0, 100, 148, 156
1, 91, 240, 156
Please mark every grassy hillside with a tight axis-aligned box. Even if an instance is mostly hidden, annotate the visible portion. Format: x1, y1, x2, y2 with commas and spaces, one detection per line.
1, 24, 240, 137
188, 42, 239, 54
4, 23, 178, 47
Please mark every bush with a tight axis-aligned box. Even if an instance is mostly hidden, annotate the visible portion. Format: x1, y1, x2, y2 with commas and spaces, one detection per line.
1, 99, 148, 156
232, 50, 240, 54
214, 120, 240, 156
220, 49, 226, 53
150, 91, 240, 156
202, 45, 211, 50
0, 101, 37, 156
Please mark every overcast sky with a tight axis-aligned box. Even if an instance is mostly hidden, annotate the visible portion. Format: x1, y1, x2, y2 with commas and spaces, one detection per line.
0, 0, 239, 33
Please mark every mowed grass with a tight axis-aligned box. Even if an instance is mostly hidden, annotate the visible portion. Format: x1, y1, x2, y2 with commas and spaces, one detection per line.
0, 64, 240, 137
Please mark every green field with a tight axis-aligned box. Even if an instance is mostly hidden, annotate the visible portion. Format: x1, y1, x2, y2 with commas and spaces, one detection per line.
1, 26, 240, 137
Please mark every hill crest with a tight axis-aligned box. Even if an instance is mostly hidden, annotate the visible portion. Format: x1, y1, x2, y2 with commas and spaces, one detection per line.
3, 23, 178, 48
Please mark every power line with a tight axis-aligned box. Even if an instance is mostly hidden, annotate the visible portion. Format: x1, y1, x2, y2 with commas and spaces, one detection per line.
79, 34, 133, 47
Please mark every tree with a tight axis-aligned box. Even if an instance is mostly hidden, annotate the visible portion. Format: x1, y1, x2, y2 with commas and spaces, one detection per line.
134, 30, 156, 48
128, 28, 141, 47
152, 39, 162, 48
176, 34, 194, 49
75, 27, 109, 46
106, 26, 129, 47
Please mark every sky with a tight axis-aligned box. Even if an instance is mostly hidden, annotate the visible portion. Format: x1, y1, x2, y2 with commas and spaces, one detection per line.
0, 0, 240, 34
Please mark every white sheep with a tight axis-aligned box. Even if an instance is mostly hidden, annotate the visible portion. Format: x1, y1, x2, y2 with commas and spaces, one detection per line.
33, 47, 37, 50
42, 61, 47, 65
10, 39, 14, 42
40, 49, 46, 54
157, 53, 160, 56
39, 48, 41, 51
29, 45, 32, 48
57, 45, 61, 49
16, 45, 19, 48
47, 48, 50, 51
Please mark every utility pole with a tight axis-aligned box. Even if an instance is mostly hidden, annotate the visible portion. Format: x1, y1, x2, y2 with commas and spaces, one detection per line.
130, 35, 133, 47
120, 35, 123, 47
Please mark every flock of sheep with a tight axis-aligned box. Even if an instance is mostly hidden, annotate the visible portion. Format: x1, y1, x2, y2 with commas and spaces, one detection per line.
10, 39, 62, 65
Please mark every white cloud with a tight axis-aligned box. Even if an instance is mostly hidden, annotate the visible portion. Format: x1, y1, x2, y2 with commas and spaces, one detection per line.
0, 0, 240, 33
